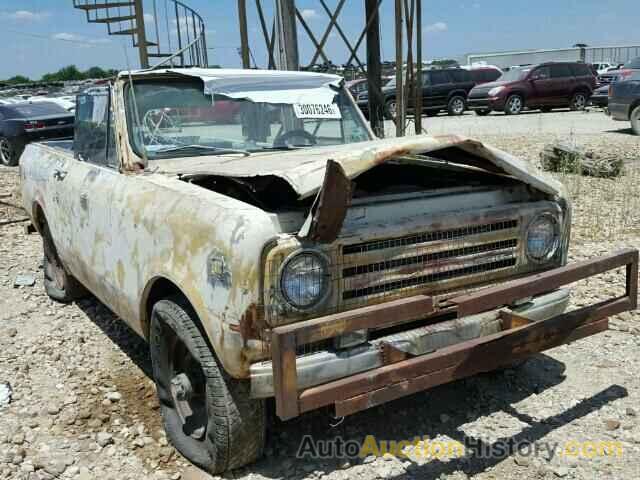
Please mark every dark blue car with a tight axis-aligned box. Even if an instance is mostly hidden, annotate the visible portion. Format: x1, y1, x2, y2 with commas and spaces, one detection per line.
0, 102, 74, 166
608, 71, 640, 135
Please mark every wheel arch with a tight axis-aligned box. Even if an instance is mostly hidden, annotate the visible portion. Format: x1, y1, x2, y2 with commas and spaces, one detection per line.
31, 201, 47, 234
447, 89, 468, 100
629, 100, 640, 117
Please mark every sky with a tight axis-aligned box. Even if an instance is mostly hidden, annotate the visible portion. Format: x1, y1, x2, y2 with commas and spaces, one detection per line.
0, 0, 637, 79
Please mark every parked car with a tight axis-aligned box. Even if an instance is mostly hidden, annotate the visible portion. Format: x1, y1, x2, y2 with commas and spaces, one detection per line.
358, 68, 476, 118
467, 62, 596, 115
346, 76, 392, 98
592, 62, 615, 75
19, 68, 638, 474
608, 71, 640, 135
0, 101, 74, 166
598, 57, 640, 85
590, 84, 610, 108
462, 65, 503, 84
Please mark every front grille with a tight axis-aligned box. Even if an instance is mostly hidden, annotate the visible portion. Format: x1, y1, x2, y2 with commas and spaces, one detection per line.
343, 220, 518, 255
340, 220, 520, 304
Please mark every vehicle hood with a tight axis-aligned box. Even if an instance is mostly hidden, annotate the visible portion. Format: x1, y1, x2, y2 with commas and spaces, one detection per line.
154, 134, 564, 199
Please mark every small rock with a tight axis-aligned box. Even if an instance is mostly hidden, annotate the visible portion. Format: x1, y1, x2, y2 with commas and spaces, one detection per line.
553, 466, 569, 477
46, 404, 60, 416
363, 455, 376, 464
514, 455, 530, 467
626, 407, 637, 417
96, 432, 113, 447
604, 419, 621, 431
44, 460, 67, 477
0, 383, 12, 407
11, 432, 25, 445
105, 392, 122, 403
6, 328, 17, 338
13, 274, 36, 288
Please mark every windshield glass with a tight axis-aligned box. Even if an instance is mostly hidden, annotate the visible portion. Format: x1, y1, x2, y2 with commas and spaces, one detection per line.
496, 67, 531, 82
624, 57, 640, 69
125, 78, 371, 160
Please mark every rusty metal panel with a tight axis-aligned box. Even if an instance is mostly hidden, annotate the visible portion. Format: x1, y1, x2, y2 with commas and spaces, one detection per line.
452, 248, 638, 317
334, 317, 610, 417
305, 297, 629, 417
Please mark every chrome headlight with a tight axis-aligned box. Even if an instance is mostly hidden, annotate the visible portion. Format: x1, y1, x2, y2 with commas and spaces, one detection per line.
280, 250, 330, 310
526, 214, 560, 262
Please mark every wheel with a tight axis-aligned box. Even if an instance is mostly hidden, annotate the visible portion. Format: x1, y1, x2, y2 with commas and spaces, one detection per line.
41, 221, 88, 302
150, 297, 265, 474
570, 92, 588, 111
384, 98, 397, 120
475, 109, 491, 116
425, 110, 439, 117
504, 95, 524, 115
0, 137, 20, 167
447, 96, 466, 116
630, 105, 640, 136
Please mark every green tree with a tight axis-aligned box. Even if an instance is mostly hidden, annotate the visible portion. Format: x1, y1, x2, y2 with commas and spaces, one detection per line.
83, 66, 107, 79
430, 59, 460, 69
40, 65, 86, 82
5, 75, 31, 85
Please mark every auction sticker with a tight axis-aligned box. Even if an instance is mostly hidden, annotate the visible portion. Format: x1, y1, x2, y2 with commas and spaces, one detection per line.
293, 103, 342, 119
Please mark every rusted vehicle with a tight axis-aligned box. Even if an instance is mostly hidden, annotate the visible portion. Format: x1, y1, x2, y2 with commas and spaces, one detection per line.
20, 68, 638, 474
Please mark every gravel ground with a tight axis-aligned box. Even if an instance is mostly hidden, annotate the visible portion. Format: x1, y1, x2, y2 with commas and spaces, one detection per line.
1, 111, 640, 480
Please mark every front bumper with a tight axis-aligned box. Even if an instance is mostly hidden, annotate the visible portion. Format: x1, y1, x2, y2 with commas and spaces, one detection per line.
468, 96, 505, 111
265, 249, 638, 420
251, 288, 570, 398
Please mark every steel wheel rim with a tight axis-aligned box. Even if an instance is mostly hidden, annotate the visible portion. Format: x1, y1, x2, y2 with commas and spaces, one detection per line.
168, 334, 208, 440
509, 97, 522, 113
0, 139, 11, 165
574, 94, 586, 109
388, 101, 397, 118
452, 99, 464, 114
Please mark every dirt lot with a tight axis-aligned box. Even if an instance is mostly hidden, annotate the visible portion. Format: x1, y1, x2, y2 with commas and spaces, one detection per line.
1, 110, 640, 480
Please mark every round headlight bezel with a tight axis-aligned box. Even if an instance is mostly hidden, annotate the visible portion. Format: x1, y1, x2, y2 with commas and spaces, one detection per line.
526, 213, 561, 263
278, 249, 331, 311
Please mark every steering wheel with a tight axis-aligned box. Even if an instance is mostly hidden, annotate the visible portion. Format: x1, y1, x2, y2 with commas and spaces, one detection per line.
143, 108, 182, 145
273, 129, 317, 148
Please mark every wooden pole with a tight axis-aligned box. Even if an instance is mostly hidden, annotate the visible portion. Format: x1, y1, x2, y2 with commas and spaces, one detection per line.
238, 0, 251, 68
365, 0, 384, 137
275, 0, 299, 70
415, 0, 423, 134
133, 0, 149, 68
394, 0, 404, 136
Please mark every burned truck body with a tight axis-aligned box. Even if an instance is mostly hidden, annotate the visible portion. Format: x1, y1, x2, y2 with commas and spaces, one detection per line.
20, 68, 637, 473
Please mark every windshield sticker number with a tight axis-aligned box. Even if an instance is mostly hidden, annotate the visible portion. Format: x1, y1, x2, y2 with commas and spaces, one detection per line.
293, 103, 342, 119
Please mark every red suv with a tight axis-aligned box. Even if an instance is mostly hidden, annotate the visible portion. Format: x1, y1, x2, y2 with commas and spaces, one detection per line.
467, 62, 597, 115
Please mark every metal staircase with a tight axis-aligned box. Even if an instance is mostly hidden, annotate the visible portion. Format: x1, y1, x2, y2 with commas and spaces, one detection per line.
72, 0, 208, 69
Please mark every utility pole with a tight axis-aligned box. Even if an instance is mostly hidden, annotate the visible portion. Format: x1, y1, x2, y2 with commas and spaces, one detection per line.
238, 0, 251, 68
133, 0, 150, 68
415, 0, 423, 134
275, 0, 299, 70
365, 0, 384, 137
394, 0, 404, 136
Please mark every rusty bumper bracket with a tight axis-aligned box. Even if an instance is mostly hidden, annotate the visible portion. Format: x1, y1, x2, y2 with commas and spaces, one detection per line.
271, 248, 638, 420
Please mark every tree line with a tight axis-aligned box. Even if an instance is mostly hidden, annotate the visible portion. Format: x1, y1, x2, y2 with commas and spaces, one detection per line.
2, 65, 119, 85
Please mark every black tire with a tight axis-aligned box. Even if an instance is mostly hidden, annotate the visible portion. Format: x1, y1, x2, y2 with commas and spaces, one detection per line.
475, 109, 491, 116
0, 137, 21, 167
504, 94, 524, 115
447, 95, 466, 116
630, 105, 640, 136
41, 221, 88, 303
384, 98, 397, 120
150, 297, 265, 474
570, 91, 588, 111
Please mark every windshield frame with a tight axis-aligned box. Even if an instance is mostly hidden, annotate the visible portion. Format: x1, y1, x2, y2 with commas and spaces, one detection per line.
123, 75, 374, 162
